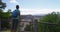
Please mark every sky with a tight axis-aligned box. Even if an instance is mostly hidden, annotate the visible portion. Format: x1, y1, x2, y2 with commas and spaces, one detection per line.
2, 0, 60, 15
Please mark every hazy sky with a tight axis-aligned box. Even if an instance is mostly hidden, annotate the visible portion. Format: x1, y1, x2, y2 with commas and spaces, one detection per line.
2, 0, 60, 15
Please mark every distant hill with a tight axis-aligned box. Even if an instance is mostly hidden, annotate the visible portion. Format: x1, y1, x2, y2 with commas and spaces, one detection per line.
21, 14, 46, 20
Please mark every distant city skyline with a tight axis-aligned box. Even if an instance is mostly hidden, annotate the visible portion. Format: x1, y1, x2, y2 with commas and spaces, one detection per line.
2, 0, 60, 15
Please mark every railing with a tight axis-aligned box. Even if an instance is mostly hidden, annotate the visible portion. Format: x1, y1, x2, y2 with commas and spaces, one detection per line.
1, 18, 60, 32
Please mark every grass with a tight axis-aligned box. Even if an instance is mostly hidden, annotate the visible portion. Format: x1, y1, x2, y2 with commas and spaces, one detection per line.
2, 30, 11, 32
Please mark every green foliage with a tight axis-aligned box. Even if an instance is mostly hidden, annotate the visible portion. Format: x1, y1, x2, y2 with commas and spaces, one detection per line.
0, 0, 11, 30
24, 22, 33, 32
1, 12, 11, 19
40, 12, 60, 23
38, 12, 60, 32
24, 25, 31, 31
0, 0, 6, 9
1, 11, 11, 30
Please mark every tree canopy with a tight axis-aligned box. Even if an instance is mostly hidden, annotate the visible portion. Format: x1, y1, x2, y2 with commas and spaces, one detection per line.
0, 0, 6, 9
0, 0, 11, 30
38, 12, 60, 32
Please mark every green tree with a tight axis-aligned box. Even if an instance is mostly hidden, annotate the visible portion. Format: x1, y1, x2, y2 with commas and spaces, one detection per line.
0, 0, 6, 17
0, 0, 11, 30
0, 0, 6, 30
1, 11, 11, 30
38, 12, 60, 32
0, 0, 6, 9
0, 0, 6, 21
